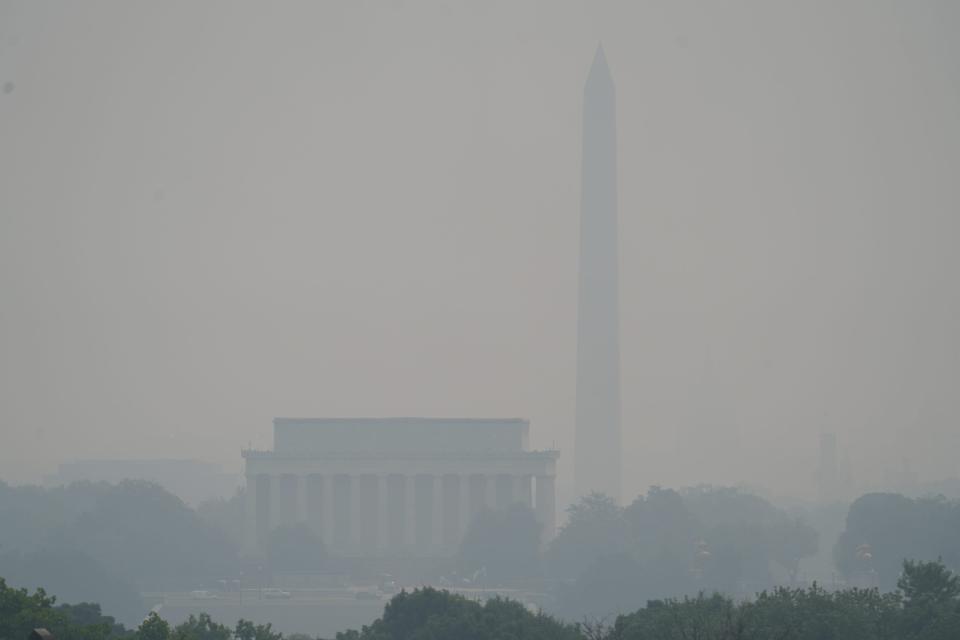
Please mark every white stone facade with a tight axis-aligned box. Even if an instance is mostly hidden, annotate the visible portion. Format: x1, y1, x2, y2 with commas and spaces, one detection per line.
242, 418, 558, 556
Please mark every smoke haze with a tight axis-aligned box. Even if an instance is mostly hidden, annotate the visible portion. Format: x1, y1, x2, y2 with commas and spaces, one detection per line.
2, 1, 959, 501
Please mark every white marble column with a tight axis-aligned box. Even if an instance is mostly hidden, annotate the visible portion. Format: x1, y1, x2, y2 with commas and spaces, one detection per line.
403, 475, 416, 548
269, 474, 284, 531
243, 474, 257, 554
349, 475, 363, 553
377, 474, 389, 552
255, 475, 270, 551
431, 475, 443, 549
322, 474, 334, 547
535, 475, 556, 542
333, 474, 351, 550
511, 475, 523, 508
458, 474, 470, 541
296, 475, 307, 524
518, 474, 533, 508
484, 474, 497, 510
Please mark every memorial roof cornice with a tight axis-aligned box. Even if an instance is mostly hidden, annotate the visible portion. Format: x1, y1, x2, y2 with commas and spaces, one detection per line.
272, 417, 530, 425
242, 449, 559, 460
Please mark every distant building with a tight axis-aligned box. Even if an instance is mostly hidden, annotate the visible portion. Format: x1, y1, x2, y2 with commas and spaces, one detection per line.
44, 459, 240, 506
242, 417, 559, 556
575, 46, 622, 503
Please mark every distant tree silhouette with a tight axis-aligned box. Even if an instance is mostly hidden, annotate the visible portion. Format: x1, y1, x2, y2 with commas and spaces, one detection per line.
458, 503, 541, 582
835, 493, 960, 590
547, 487, 819, 620
545, 492, 627, 581
0, 479, 238, 606
196, 491, 245, 551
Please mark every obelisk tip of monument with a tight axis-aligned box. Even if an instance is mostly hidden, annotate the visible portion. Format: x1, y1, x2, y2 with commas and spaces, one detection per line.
588, 43, 612, 84
594, 43, 606, 63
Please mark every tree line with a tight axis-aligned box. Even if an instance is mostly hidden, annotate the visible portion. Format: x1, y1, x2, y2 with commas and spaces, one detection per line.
3, 559, 960, 640
3, 479, 960, 626
0, 480, 238, 625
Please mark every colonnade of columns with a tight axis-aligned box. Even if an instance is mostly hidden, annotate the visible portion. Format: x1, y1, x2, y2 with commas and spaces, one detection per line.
244, 472, 556, 555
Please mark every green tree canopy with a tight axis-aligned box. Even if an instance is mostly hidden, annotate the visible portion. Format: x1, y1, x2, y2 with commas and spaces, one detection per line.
170, 614, 231, 640
5, 563, 960, 640
136, 613, 170, 640
233, 619, 282, 640
0, 577, 123, 640
0, 548, 143, 628
335, 587, 581, 640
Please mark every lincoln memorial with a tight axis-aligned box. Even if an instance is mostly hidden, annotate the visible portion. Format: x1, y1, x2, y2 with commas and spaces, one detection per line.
242, 417, 559, 556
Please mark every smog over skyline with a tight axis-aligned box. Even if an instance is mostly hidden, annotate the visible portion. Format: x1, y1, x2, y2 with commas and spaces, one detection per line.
3, 1, 960, 505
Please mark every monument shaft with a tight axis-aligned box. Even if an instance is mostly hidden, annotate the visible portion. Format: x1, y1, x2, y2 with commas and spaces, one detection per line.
574, 47, 622, 502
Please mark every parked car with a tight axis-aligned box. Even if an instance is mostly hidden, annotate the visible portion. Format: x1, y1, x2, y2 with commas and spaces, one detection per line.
190, 590, 217, 600
262, 588, 292, 599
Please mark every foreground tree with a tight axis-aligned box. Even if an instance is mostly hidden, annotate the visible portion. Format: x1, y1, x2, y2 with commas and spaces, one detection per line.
334, 587, 581, 640
6, 561, 960, 640
894, 559, 960, 640
0, 579, 65, 640
136, 613, 171, 640
609, 560, 960, 640
171, 614, 231, 640
0, 577, 123, 640
0, 547, 143, 627
233, 619, 282, 640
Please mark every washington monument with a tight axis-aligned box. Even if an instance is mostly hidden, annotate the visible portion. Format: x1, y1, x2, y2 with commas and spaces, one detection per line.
574, 46, 622, 503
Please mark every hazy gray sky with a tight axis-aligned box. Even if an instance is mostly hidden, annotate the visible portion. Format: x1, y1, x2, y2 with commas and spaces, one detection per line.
1, 1, 958, 501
